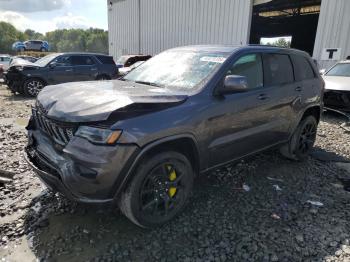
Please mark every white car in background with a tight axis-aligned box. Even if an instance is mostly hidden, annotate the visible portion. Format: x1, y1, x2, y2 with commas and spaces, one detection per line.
0, 55, 11, 70
322, 60, 350, 111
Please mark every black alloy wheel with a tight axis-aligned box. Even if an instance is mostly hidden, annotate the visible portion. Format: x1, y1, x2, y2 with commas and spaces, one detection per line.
119, 151, 194, 228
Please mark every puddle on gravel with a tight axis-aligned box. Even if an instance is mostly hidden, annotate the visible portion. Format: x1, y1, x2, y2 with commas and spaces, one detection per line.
0, 235, 37, 262
0, 117, 28, 131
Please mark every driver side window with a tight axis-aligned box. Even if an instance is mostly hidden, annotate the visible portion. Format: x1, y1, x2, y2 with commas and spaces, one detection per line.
52, 56, 72, 67
226, 53, 263, 89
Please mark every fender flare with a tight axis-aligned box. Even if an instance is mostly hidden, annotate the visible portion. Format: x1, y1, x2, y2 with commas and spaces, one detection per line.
112, 133, 200, 201
291, 104, 322, 137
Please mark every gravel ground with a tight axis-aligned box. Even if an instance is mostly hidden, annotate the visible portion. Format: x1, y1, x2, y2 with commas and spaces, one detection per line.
0, 83, 350, 262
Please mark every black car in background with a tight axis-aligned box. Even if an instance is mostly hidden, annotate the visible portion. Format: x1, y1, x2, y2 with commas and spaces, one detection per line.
4, 53, 118, 96
116, 54, 151, 68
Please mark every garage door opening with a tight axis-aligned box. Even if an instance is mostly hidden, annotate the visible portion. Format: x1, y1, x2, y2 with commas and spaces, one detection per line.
250, 0, 322, 55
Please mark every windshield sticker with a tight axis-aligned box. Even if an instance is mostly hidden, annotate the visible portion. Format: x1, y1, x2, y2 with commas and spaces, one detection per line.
200, 56, 226, 64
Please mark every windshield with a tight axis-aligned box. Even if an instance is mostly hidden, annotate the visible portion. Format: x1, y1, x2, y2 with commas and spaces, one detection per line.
326, 63, 350, 77
116, 56, 129, 64
123, 50, 229, 89
35, 54, 60, 67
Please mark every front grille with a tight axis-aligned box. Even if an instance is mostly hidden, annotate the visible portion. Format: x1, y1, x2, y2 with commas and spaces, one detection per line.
33, 107, 75, 145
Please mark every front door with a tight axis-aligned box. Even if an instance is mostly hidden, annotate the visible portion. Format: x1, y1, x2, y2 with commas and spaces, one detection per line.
207, 52, 294, 167
47, 55, 75, 84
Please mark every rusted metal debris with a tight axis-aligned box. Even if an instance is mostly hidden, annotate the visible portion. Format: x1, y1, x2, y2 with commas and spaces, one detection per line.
324, 107, 350, 133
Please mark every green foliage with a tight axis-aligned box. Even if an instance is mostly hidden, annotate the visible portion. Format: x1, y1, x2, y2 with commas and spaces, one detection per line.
0, 22, 27, 53
0, 21, 108, 54
265, 38, 291, 48
24, 29, 44, 40
273, 38, 291, 48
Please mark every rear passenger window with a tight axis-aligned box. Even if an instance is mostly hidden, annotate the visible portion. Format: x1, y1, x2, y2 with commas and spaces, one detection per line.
263, 54, 294, 86
291, 55, 315, 81
226, 53, 263, 89
71, 56, 95, 66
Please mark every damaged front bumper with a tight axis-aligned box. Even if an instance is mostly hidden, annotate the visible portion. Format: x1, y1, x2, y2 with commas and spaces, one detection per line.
3, 70, 25, 93
25, 127, 139, 204
324, 90, 350, 111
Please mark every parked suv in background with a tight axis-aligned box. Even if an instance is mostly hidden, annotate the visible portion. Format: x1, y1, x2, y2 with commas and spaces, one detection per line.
4, 52, 118, 96
115, 54, 151, 68
25, 45, 323, 228
12, 40, 49, 52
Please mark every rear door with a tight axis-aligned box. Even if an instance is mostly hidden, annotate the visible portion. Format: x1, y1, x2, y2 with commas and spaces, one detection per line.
71, 55, 98, 81
47, 55, 75, 84
208, 52, 296, 167
290, 54, 320, 122
32, 41, 42, 50
259, 52, 299, 141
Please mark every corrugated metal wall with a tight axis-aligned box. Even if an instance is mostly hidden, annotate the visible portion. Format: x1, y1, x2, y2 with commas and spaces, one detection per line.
313, 0, 350, 69
108, 0, 253, 59
108, 0, 140, 59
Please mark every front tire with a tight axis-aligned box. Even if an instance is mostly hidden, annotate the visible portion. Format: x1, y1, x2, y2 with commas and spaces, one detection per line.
280, 115, 318, 161
23, 78, 45, 97
119, 151, 194, 228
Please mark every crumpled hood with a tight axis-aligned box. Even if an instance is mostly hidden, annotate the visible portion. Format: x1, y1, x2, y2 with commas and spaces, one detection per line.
37, 80, 188, 122
323, 75, 350, 91
10, 58, 40, 69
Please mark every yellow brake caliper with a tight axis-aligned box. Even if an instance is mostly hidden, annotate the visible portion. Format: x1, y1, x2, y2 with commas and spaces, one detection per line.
167, 165, 177, 197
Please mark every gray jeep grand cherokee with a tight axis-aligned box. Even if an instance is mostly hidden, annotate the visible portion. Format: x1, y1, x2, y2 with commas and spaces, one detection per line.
25, 45, 324, 227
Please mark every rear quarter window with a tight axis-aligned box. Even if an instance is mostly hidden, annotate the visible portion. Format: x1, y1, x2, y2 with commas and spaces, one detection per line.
291, 55, 316, 81
96, 55, 115, 65
262, 53, 294, 86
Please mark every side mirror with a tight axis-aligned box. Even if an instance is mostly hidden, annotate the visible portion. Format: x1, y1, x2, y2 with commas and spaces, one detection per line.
49, 62, 57, 69
319, 69, 326, 75
217, 75, 248, 95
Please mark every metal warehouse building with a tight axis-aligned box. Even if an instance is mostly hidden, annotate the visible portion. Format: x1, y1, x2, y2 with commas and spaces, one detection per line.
107, 0, 350, 69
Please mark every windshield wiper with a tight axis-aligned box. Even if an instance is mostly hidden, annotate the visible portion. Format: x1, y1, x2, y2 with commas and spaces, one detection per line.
135, 81, 162, 87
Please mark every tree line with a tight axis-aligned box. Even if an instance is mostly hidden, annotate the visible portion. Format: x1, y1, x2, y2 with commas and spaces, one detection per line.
0, 21, 108, 54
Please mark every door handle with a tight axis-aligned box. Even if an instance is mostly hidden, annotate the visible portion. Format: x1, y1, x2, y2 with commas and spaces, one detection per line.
257, 94, 269, 100
295, 86, 303, 92
91, 68, 97, 71
65, 69, 73, 72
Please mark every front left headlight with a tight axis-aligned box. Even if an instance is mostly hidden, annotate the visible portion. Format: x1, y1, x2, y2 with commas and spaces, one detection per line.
75, 126, 122, 145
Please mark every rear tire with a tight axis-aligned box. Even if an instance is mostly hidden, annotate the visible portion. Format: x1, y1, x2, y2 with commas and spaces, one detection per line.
23, 78, 45, 97
119, 151, 194, 228
280, 115, 318, 161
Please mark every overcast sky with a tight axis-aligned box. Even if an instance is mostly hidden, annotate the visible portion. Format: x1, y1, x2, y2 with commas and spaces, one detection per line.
0, 0, 108, 33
